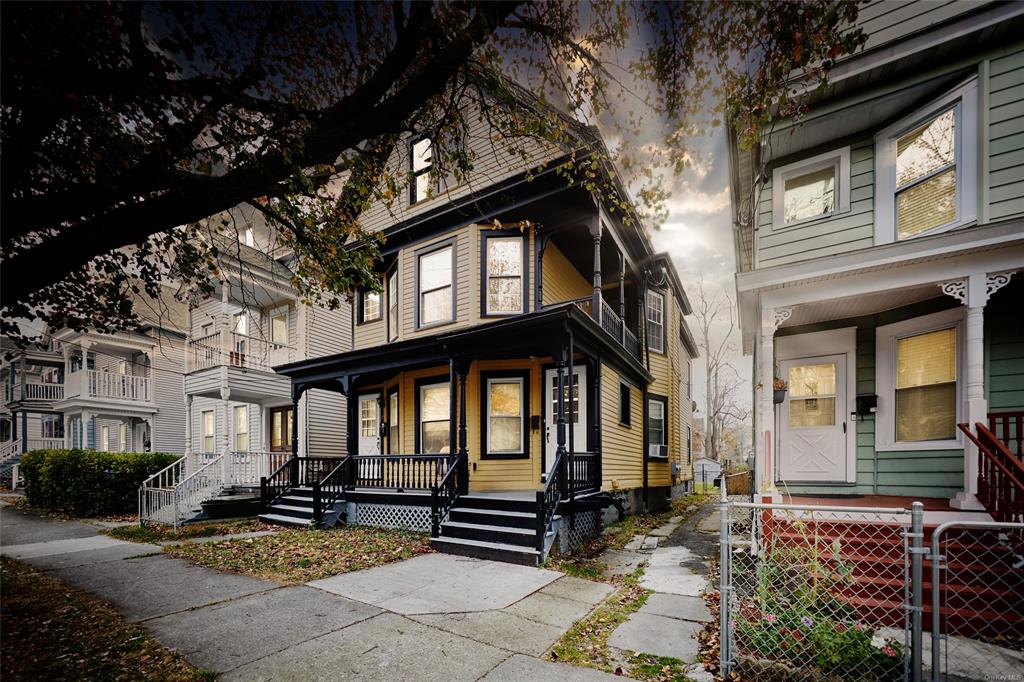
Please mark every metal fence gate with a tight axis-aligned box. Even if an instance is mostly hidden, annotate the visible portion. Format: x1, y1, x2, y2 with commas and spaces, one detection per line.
719, 500, 1024, 682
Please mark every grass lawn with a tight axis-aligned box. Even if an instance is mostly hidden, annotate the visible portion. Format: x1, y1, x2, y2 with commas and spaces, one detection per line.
0, 557, 211, 681
108, 519, 264, 544
165, 524, 433, 583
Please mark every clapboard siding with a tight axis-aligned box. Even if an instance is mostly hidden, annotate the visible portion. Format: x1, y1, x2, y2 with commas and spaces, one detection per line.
151, 333, 186, 454
647, 291, 687, 487
989, 48, 1024, 221
847, 0, 976, 54
986, 279, 1024, 411
541, 242, 592, 306
305, 389, 346, 456
601, 364, 644, 490
756, 144, 875, 268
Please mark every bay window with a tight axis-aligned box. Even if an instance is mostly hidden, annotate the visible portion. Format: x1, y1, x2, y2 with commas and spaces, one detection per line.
417, 243, 454, 327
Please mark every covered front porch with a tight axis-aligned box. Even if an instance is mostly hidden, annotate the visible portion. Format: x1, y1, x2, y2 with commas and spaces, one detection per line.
741, 242, 1024, 521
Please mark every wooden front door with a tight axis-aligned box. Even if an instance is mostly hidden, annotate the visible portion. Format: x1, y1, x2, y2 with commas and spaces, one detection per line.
269, 406, 294, 452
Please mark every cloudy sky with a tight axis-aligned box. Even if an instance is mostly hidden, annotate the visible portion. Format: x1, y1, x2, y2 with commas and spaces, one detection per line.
646, 128, 752, 425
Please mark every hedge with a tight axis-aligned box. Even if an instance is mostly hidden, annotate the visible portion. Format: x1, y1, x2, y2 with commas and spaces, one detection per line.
20, 449, 181, 517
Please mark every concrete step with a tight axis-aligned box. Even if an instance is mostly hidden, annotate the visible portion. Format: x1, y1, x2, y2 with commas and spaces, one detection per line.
258, 513, 310, 527
448, 507, 536, 529
430, 536, 540, 566
269, 504, 315, 519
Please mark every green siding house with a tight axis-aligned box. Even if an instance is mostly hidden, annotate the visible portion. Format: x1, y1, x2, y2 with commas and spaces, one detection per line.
727, 0, 1024, 516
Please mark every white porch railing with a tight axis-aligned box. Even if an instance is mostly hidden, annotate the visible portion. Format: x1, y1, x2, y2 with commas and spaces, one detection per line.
139, 455, 225, 528
226, 451, 291, 487
186, 332, 295, 373
23, 382, 64, 401
1, 439, 20, 467
86, 370, 150, 401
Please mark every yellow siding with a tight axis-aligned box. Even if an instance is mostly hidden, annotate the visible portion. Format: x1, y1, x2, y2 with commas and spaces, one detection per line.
542, 242, 591, 305
601, 364, 644, 490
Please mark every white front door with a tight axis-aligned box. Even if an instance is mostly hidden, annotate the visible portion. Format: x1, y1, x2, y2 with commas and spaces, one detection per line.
357, 393, 382, 482
544, 366, 587, 477
779, 354, 847, 482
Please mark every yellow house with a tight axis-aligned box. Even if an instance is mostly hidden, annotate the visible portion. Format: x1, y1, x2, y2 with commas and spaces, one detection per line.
268, 135, 698, 564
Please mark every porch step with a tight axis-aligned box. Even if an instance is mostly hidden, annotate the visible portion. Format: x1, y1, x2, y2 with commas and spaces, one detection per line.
430, 536, 540, 566
453, 495, 536, 514
277, 495, 315, 508
448, 507, 536, 529
270, 504, 316, 519
441, 521, 536, 548
258, 512, 311, 527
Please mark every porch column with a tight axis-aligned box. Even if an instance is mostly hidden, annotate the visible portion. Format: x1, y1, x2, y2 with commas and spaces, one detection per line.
591, 225, 603, 325
63, 414, 71, 449
567, 334, 575, 455
458, 360, 469, 495
618, 253, 626, 344
942, 272, 1013, 509
448, 359, 457, 457
81, 411, 92, 449
80, 340, 92, 397
220, 387, 231, 482
554, 343, 568, 498
753, 304, 790, 498
184, 395, 194, 459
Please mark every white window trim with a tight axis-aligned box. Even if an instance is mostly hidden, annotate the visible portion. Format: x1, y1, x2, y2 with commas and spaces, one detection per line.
269, 305, 289, 345
647, 289, 666, 354
233, 405, 249, 452
486, 377, 525, 454
202, 409, 216, 455
772, 146, 851, 230
875, 307, 965, 452
874, 77, 978, 246
101, 425, 110, 452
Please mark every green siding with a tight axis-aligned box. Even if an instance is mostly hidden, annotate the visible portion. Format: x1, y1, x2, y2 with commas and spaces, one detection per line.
986, 279, 1024, 411
988, 48, 1024, 221
776, 297, 969, 499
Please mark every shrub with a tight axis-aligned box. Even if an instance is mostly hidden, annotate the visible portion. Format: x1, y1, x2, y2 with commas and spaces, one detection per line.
20, 449, 180, 517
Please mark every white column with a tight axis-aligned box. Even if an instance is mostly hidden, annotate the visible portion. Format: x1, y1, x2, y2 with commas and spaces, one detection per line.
81, 410, 92, 449
63, 415, 71, 449
220, 387, 231, 482
80, 340, 92, 397
753, 303, 791, 498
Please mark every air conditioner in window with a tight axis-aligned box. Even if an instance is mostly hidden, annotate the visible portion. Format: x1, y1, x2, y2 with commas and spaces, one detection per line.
648, 444, 668, 458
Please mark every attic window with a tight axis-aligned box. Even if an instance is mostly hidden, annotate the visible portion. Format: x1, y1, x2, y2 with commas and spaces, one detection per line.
411, 138, 433, 204
772, 147, 851, 229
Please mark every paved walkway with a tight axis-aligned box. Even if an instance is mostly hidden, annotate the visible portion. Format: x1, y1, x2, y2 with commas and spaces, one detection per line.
0, 505, 622, 681
602, 500, 719, 681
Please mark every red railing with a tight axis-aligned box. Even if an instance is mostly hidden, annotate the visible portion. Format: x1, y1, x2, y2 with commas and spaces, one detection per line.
959, 422, 1024, 525
988, 410, 1024, 460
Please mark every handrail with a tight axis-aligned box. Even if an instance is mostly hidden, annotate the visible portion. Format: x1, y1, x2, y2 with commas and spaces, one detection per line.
959, 422, 1024, 524
988, 410, 1024, 459
261, 455, 297, 510
313, 456, 350, 526
430, 453, 462, 537
536, 448, 566, 551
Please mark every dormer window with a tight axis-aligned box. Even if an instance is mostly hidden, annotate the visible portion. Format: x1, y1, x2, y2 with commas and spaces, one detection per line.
411, 137, 433, 204
772, 147, 851, 228
875, 78, 977, 245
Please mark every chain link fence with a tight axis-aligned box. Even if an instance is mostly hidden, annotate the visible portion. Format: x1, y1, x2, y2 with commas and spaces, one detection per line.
719, 500, 1024, 682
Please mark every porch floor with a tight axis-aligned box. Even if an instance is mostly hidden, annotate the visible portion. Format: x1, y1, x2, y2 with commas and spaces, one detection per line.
783, 494, 955, 511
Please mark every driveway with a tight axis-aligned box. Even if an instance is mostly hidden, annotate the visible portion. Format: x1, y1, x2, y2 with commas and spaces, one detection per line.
1, 505, 622, 681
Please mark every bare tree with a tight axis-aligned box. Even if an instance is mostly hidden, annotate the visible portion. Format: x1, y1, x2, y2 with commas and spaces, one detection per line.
692, 276, 750, 465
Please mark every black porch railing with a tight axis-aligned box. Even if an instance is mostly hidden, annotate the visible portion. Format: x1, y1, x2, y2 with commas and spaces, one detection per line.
570, 452, 600, 494
430, 453, 464, 537
312, 457, 350, 526
556, 297, 642, 361
536, 449, 567, 551
261, 456, 295, 510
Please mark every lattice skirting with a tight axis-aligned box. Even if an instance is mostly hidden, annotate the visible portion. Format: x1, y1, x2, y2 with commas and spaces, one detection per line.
348, 502, 432, 532
556, 509, 602, 555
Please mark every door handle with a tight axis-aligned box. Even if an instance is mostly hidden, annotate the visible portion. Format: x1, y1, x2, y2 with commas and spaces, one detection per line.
842, 421, 847, 434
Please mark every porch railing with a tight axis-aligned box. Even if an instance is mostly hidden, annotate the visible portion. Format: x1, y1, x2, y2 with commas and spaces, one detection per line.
600, 298, 623, 340
85, 370, 150, 401
225, 451, 291, 487
23, 382, 64, 401
187, 332, 295, 373
988, 410, 1024, 460
536, 448, 567, 552
139, 454, 225, 528
569, 452, 600, 494
313, 457, 350, 526
559, 296, 642, 361
353, 453, 451, 491
430, 453, 462, 537
959, 421, 1024, 525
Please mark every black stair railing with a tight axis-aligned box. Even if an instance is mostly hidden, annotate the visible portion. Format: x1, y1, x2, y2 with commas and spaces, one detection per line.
261, 456, 296, 511
430, 453, 462, 537
312, 456, 351, 526
536, 449, 567, 552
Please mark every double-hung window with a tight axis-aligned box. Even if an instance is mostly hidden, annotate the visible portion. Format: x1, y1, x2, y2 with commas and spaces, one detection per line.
619, 382, 632, 426
483, 375, 526, 457
270, 308, 289, 345
875, 78, 977, 244
101, 425, 110, 452
772, 147, 851, 228
418, 380, 450, 454
484, 236, 524, 315
411, 138, 433, 204
646, 290, 665, 354
388, 389, 400, 454
418, 244, 454, 327
361, 289, 382, 323
119, 423, 128, 452
387, 269, 399, 341
234, 406, 249, 452
202, 410, 215, 455
647, 397, 667, 458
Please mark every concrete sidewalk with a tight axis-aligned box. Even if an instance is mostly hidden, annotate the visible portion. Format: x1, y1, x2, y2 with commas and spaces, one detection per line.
1, 506, 621, 681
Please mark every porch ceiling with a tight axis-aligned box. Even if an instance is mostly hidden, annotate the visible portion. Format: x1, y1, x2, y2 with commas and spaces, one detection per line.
779, 284, 945, 330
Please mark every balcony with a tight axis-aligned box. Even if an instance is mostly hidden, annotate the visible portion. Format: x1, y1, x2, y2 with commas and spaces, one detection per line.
4, 380, 64, 404
187, 331, 296, 374
63, 370, 151, 403
558, 296, 643, 361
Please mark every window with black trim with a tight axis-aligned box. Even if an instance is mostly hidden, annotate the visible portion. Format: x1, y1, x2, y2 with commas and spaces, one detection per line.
687, 425, 692, 464
481, 373, 528, 458
646, 290, 665, 353
418, 380, 450, 454
647, 396, 667, 458
360, 289, 382, 323
387, 269, 399, 341
387, 387, 400, 454
411, 137, 433, 204
619, 382, 631, 426
418, 244, 454, 327
484, 235, 524, 315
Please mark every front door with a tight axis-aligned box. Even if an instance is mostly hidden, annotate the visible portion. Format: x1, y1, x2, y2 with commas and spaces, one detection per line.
779, 355, 847, 482
357, 393, 382, 482
269, 406, 293, 452
544, 366, 587, 477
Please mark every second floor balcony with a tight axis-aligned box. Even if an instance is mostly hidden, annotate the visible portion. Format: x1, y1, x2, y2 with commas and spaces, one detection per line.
4, 380, 65, 404
63, 369, 151, 403
186, 331, 296, 374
